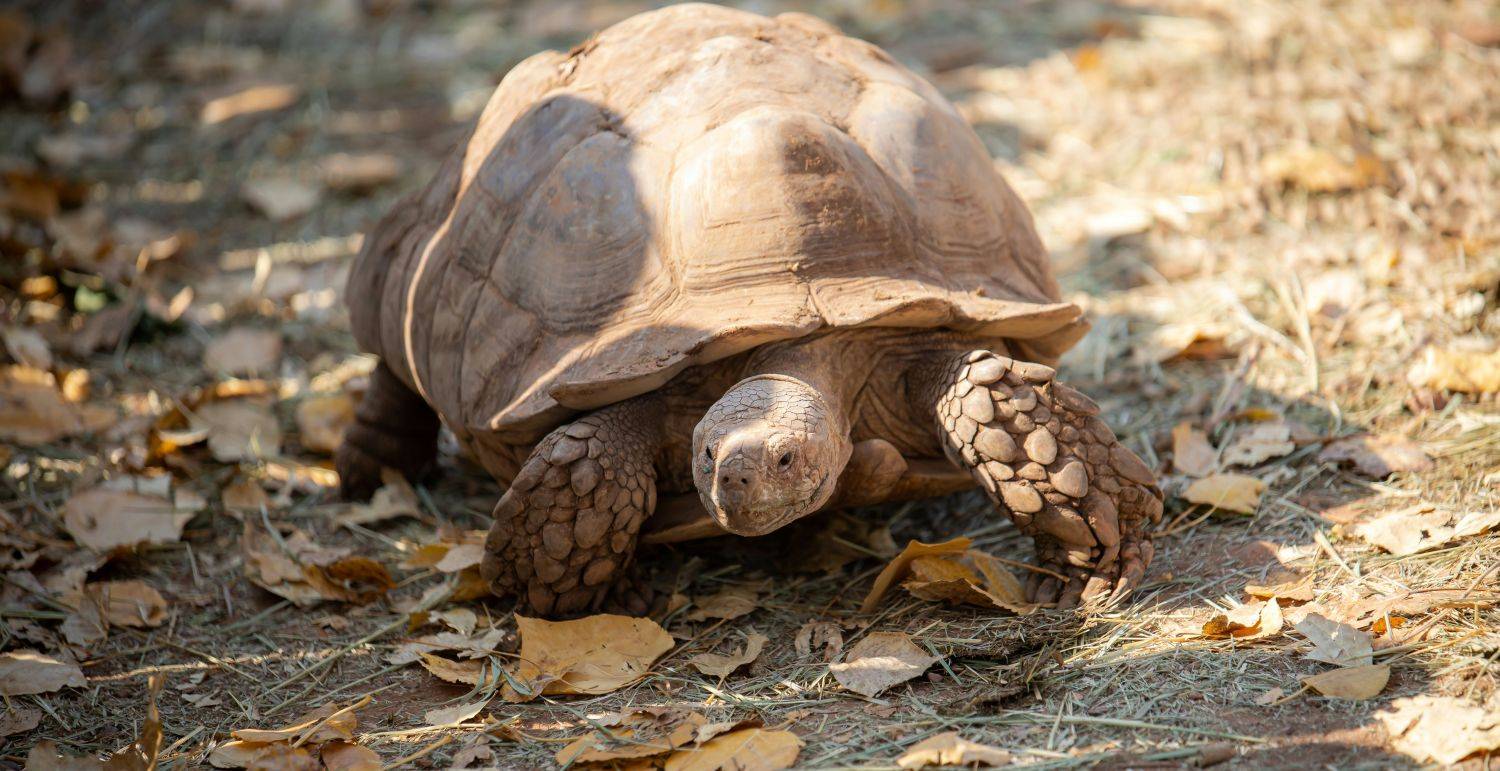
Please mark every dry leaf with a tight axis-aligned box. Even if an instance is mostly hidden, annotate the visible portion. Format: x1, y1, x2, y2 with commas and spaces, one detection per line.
1221, 422, 1295, 467
689, 631, 768, 678
1200, 599, 1283, 641
1146, 321, 1236, 363
25, 741, 106, 770
0, 706, 41, 737
794, 620, 844, 662
1245, 574, 1314, 602
1346, 589, 1500, 628
1406, 347, 1500, 394
685, 584, 761, 622
242, 177, 322, 221
242, 522, 394, 606
0, 365, 114, 444
320, 742, 381, 771
1171, 422, 1217, 477
1302, 663, 1389, 700
1353, 505, 1500, 556
556, 709, 706, 766
295, 393, 354, 454
234, 703, 357, 743
504, 614, 674, 701
204, 328, 282, 377
201, 83, 300, 124
336, 474, 420, 528
0, 650, 85, 696
897, 732, 1011, 768
222, 476, 270, 514
664, 728, 803, 771
1375, 695, 1500, 765
320, 153, 402, 193
62, 481, 202, 551
418, 652, 487, 685
861, 537, 970, 613
1319, 434, 1432, 478
1183, 474, 1266, 514
67, 580, 168, 628
1294, 613, 1373, 666
193, 399, 282, 462
2, 326, 51, 369
424, 698, 489, 727
829, 631, 939, 698
901, 550, 1036, 614
1261, 146, 1383, 192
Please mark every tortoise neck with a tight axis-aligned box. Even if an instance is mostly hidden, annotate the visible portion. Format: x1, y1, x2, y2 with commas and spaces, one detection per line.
738, 330, 876, 425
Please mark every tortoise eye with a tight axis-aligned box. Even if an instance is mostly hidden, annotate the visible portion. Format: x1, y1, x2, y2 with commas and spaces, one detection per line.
778, 450, 793, 467
704, 447, 714, 462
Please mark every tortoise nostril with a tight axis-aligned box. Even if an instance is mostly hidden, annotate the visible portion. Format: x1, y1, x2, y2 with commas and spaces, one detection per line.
740, 477, 748, 485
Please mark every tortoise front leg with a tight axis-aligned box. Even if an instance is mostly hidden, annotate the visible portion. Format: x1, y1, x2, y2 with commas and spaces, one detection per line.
480, 395, 663, 617
915, 351, 1163, 607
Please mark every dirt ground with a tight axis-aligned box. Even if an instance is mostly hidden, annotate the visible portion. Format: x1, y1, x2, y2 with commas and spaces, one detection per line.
1, 0, 1497, 768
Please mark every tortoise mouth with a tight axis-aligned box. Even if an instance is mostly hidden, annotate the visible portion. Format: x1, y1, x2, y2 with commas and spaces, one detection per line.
704, 469, 838, 536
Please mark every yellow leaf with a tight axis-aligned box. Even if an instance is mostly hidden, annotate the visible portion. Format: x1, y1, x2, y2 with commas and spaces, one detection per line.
1406, 347, 1500, 394
1375, 695, 1500, 765
1183, 473, 1266, 514
663, 728, 803, 771
1303, 664, 1389, 700
897, 731, 1011, 768
504, 614, 673, 701
295, 393, 354, 454
423, 698, 490, 727
556, 709, 705, 765
860, 537, 970, 613
1171, 422, 1217, 477
1261, 146, 1383, 192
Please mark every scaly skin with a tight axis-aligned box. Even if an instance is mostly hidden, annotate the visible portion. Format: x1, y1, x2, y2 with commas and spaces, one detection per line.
917, 350, 1163, 607
335, 363, 440, 500
480, 395, 663, 617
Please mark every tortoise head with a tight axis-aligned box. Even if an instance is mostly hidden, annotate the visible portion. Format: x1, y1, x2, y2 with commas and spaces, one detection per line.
692, 374, 852, 536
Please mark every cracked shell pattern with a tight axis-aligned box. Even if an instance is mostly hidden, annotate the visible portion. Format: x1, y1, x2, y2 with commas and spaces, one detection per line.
481, 396, 662, 617
926, 350, 1164, 608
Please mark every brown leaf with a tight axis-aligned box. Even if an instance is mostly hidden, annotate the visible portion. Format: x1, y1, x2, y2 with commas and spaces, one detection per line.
556, 708, 706, 766
504, 614, 674, 701
0, 706, 41, 737
319, 742, 381, 771
902, 550, 1036, 614
418, 652, 486, 685
201, 83, 300, 125
233, 703, 357, 744
1319, 434, 1432, 478
2, 326, 51, 369
1221, 422, 1295, 467
1406, 347, 1500, 394
221, 476, 270, 515
1303, 664, 1389, 700
684, 584, 763, 622
1294, 613, 1373, 666
193, 399, 282, 462
1261, 146, 1384, 192
1171, 422, 1217, 477
1375, 696, 1500, 765
294, 393, 354, 454
423, 698, 490, 727
0, 650, 85, 696
1245, 573, 1313, 603
68, 580, 168, 628
62, 479, 203, 551
689, 631, 769, 678
1351, 505, 1500, 556
897, 731, 1012, 768
1200, 599, 1283, 641
0, 366, 115, 444
794, 620, 844, 662
860, 537, 970, 613
24, 741, 104, 770
241, 522, 393, 606
204, 328, 282, 378
241, 177, 321, 222
335, 474, 420, 528
663, 728, 802, 771
1183, 473, 1266, 514
319, 153, 402, 193
829, 631, 939, 697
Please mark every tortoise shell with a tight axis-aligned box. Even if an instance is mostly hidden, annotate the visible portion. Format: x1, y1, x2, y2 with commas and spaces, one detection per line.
347, 3, 1086, 447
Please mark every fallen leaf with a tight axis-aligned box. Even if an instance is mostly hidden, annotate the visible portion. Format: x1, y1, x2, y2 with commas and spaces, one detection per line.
2, 326, 51, 369
62, 480, 203, 551
320, 742, 381, 771
1302, 663, 1389, 700
1294, 613, 1373, 666
0, 365, 115, 444
556, 709, 706, 766
663, 728, 803, 771
1254, 687, 1284, 706
1171, 422, 1217, 477
829, 631, 939, 697
689, 631, 769, 678
424, 698, 489, 727
201, 83, 300, 124
336, 474, 420, 528
1146, 321, 1236, 363
1245, 573, 1314, 602
1406, 347, 1500, 394
1221, 422, 1295, 467
1200, 599, 1283, 641
794, 620, 844, 662
242, 177, 322, 221
1376, 696, 1500, 765
901, 550, 1036, 614
897, 731, 1011, 768
418, 652, 487, 685
67, 580, 168, 628
1345, 589, 1500, 627
221, 476, 270, 514
25, 741, 105, 770
242, 521, 394, 606
0, 650, 86, 696
209, 741, 315, 769
1261, 146, 1384, 192
685, 584, 762, 622
320, 153, 402, 193
234, 703, 357, 743
1183, 473, 1266, 514
861, 537, 970, 613
504, 614, 674, 701
1319, 434, 1432, 478
193, 399, 282, 462
295, 393, 354, 454
0, 706, 41, 737
1353, 505, 1500, 556
204, 328, 282, 377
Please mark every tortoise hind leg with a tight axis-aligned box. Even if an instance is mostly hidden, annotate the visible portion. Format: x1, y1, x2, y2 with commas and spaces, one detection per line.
336, 361, 440, 500
481, 395, 664, 617
916, 350, 1164, 608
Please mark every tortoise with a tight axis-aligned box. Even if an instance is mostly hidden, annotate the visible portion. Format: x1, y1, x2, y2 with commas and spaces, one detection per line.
337, 3, 1164, 617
